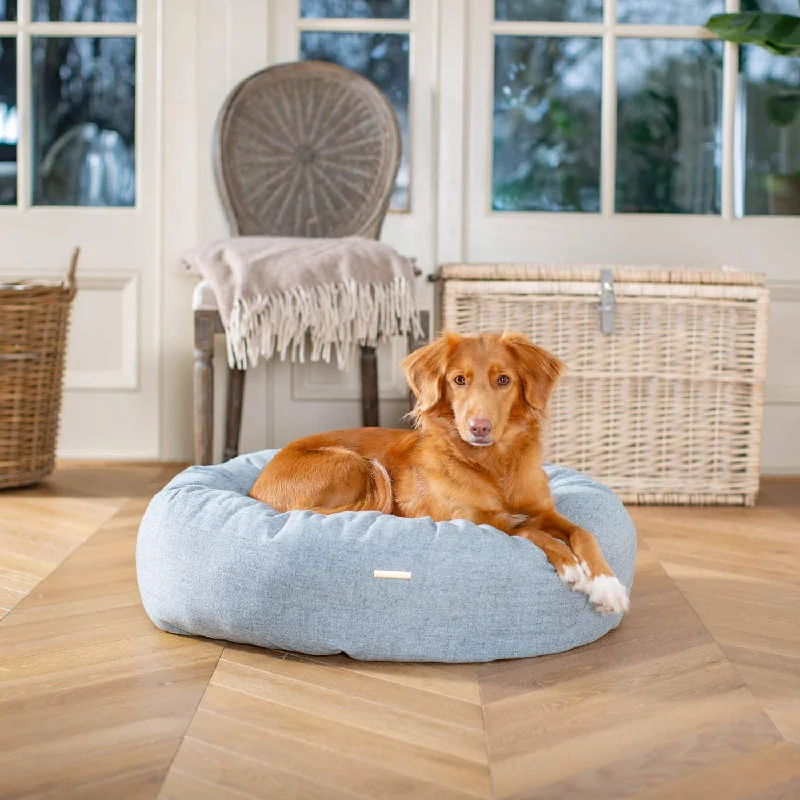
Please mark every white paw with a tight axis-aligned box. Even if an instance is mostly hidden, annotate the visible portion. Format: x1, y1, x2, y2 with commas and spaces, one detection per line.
588, 575, 630, 615
560, 561, 592, 594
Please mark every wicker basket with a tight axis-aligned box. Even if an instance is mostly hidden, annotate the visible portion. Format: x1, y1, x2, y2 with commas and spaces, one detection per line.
0, 249, 79, 489
437, 264, 770, 506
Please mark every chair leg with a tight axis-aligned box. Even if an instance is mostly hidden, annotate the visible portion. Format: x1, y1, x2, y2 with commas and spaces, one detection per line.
360, 345, 380, 428
223, 366, 246, 462
193, 311, 216, 465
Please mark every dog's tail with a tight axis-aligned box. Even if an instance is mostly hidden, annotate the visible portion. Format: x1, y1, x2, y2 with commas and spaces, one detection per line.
310, 454, 394, 516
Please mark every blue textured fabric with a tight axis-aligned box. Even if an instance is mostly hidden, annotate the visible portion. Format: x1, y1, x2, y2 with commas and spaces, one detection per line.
136, 449, 636, 663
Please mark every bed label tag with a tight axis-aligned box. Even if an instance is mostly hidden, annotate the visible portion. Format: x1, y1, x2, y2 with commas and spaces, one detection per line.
373, 570, 412, 580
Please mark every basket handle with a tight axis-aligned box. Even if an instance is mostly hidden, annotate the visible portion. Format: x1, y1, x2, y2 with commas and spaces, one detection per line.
64, 247, 80, 298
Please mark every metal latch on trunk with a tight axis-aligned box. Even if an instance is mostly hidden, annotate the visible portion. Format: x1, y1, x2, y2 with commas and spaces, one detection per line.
599, 268, 615, 335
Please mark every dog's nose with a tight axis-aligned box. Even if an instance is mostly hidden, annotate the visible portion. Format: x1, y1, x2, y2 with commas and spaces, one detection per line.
468, 418, 492, 438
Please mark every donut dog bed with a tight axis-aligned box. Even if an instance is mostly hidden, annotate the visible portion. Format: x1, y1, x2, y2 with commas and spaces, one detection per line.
137, 450, 636, 663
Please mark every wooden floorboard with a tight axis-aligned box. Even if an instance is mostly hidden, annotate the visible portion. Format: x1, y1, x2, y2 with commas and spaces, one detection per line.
476, 543, 797, 798
0, 466, 224, 800
0, 468, 798, 798
630, 487, 800, 747
163, 649, 491, 799
0, 464, 171, 620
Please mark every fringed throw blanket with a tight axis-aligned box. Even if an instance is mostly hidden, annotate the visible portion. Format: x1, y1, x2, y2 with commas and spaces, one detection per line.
184, 236, 421, 370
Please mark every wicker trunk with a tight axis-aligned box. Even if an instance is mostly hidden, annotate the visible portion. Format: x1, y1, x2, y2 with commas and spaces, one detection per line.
0, 250, 79, 489
437, 264, 769, 506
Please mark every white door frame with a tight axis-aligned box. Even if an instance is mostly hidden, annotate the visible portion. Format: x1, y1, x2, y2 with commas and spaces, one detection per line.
0, 0, 162, 459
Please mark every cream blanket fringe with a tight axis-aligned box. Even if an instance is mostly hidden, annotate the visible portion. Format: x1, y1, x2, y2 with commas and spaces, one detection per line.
184, 236, 421, 370
228, 276, 419, 370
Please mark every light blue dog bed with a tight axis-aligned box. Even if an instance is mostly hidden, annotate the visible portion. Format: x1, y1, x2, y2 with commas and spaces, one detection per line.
136, 449, 636, 663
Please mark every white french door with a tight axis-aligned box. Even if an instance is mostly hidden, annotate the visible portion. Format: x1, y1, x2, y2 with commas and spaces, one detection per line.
455, 0, 800, 472
0, 0, 161, 458
240, 0, 438, 449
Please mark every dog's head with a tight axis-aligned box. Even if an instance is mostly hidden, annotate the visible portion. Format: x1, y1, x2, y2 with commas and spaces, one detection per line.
402, 332, 563, 447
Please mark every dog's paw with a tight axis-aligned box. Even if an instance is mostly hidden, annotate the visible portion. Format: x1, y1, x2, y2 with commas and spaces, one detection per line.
559, 560, 592, 594
588, 575, 630, 615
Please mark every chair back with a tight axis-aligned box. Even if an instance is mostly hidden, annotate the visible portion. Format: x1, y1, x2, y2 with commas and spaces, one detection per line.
214, 60, 401, 240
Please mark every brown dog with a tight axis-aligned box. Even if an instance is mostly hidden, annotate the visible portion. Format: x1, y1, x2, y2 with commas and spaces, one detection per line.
249, 332, 629, 614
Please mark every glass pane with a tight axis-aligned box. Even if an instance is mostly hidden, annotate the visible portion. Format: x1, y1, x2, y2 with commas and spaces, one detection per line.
616, 39, 723, 214
748, 1, 799, 12
495, 0, 602, 23
493, 36, 602, 212
0, 37, 16, 205
617, 0, 722, 25
739, 44, 800, 216
33, 1, 137, 22
300, 0, 409, 19
300, 31, 410, 210
32, 37, 136, 206
0, 1, 17, 22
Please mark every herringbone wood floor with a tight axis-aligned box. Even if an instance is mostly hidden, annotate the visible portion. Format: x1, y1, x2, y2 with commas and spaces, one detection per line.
0, 466, 798, 799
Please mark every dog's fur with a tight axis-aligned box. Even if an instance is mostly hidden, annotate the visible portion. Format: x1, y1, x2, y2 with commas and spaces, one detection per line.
249, 332, 629, 614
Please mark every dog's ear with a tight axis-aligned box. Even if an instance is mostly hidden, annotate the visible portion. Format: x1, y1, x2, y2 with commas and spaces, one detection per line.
402, 333, 461, 417
501, 333, 564, 415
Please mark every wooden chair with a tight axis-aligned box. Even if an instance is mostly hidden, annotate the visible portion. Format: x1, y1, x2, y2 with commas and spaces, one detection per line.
193, 60, 415, 465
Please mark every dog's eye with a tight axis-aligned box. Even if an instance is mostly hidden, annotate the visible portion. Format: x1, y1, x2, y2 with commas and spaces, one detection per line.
453, 375, 466, 386
497, 375, 510, 386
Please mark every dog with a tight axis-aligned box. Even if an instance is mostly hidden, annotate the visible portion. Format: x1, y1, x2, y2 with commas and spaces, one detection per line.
249, 332, 629, 614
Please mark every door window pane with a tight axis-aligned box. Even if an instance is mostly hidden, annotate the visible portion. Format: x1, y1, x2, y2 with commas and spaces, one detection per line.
495, 1, 602, 23
300, 1, 409, 19
300, 31, 410, 210
0, 1, 16, 21
493, 36, 602, 212
0, 37, 16, 205
616, 39, 723, 214
617, 0, 722, 25
752, 1, 799, 12
32, 0, 137, 22
32, 37, 136, 206
739, 44, 800, 215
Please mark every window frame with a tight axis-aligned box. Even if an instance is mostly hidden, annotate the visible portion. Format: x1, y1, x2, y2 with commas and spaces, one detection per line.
487, 0, 742, 219
0, 0, 141, 210
284, 0, 415, 213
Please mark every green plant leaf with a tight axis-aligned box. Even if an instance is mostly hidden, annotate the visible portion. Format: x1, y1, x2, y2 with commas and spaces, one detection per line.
766, 91, 800, 126
705, 12, 800, 56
